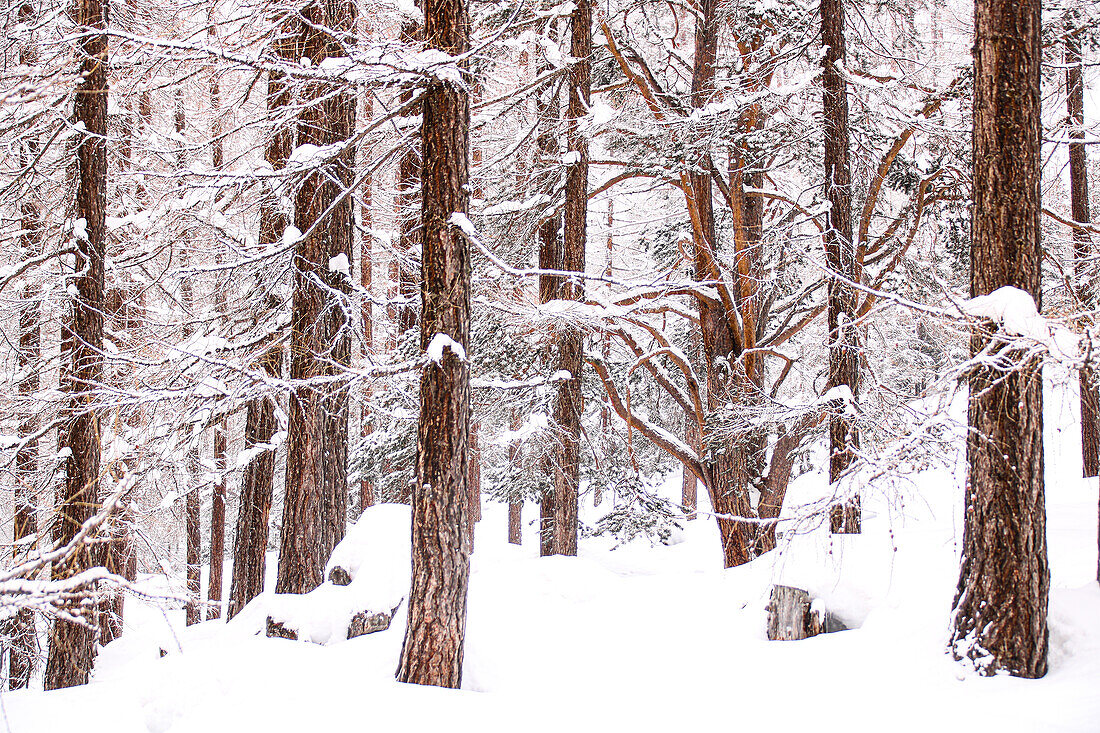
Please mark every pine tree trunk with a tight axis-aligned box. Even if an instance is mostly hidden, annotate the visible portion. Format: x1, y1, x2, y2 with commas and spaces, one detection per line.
949, 0, 1048, 677
821, 0, 861, 534
45, 0, 106, 689
395, 16, 422, 342
508, 410, 522, 545
550, 0, 590, 558
1065, 22, 1098, 481
536, 22, 562, 556
227, 25, 295, 620
467, 422, 481, 550
396, 0, 471, 688
360, 89, 375, 513
682, 419, 698, 520
276, 0, 356, 594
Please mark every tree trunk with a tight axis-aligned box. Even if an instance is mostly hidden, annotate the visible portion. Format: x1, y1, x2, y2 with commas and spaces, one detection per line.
11, 5, 40, 681
208, 423, 227, 619
276, 0, 357, 595
467, 422, 481, 550
537, 17, 563, 557
394, 15, 422, 341
508, 410, 522, 545
45, 0, 106, 689
396, 0, 471, 688
360, 88, 375, 514
949, 0, 1048, 677
821, 0, 861, 534
1065, 21, 1098, 481
682, 419, 698, 519
227, 23, 295, 620
550, 0, 591, 558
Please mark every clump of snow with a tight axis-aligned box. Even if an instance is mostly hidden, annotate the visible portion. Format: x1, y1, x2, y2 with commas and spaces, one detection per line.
328, 252, 350, 277
426, 332, 466, 364
72, 217, 89, 242
282, 225, 303, 248
448, 212, 477, 238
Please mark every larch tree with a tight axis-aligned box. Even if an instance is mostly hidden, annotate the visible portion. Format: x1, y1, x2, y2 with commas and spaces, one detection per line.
549, 0, 591, 557
949, 0, 1049, 678
45, 0, 108, 690
821, 0, 860, 534
396, 0, 471, 688
275, 0, 358, 595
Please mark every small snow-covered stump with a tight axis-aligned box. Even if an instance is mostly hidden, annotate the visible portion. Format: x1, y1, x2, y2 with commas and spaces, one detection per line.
262, 504, 412, 646
767, 585, 828, 641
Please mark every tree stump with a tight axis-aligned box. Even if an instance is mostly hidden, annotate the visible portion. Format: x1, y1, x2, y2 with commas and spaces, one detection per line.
328, 566, 353, 586
767, 585, 825, 641
266, 617, 298, 641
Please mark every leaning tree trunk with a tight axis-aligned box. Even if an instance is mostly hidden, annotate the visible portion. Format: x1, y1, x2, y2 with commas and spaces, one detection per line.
949, 0, 1048, 678
1065, 20, 1098, 482
275, 0, 356, 595
45, 0, 107, 689
550, 0, 590, 557
11, 6, 41, 680
226, 22, 295, 619
821, 0, 861, 534
396, 0, 471, 688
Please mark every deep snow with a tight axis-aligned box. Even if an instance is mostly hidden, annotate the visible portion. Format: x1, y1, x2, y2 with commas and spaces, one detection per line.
4, 369, 1099, 732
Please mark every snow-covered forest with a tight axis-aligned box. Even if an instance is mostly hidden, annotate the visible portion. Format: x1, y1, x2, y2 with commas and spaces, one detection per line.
0, 0, 1099, 727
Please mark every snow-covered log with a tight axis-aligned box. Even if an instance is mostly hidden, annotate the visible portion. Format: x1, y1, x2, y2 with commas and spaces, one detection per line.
767, 585, 828, 641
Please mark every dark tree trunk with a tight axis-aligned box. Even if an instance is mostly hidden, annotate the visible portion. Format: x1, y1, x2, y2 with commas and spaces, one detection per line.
467, 422, 481, 550
821, 0, 860, 534
508, 410, 522, 545
949, 0, 1048, 678
682, 419, 698, 520
1065, 22, 1098, 481
549, 0, 591, 558
396, 0, 471, 688
536, 18, 563, 557
227, 347, 281, 619
276, 0, 357, 595
360, 97, 375, 513
227, 24, 295, 620
45, 0, 106, 689
207, 423, 227, 619
11, 6, 41, 680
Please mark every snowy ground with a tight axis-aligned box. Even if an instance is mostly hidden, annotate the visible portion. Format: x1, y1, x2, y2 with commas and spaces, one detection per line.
5, 372, 1099, 732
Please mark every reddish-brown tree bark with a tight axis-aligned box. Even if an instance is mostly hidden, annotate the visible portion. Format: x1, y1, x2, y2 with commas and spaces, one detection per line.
549, 0, 591, 558
396, 0, 471, 688
821, 0, 861, 534
1065, 22, 1098, 481
949, 0, 1048, 678
276, 0, 357, 594
45, 0, 107, 689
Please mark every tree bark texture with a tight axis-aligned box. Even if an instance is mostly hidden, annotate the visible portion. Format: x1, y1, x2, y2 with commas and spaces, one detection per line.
1065, 24, 1098, 480
276, 0, 357, 595
396, 0, 471, 688
550, 0, 591, 557
45, 0, 106, 689
821, 0, 861, 534
467, 422, 481, 550
207, 422, 227, 619
949, 0, 1048, 678
537, 18, 563, 557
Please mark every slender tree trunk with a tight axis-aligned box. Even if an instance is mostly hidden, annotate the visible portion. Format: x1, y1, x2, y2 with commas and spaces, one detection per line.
536, 19, 562, 557
227, 23, 295, 619
949, 0, 1048, 678
207, 64, 227, 620
11, 6, 41, 679
1065, 21, 1098, 481
467, 422, 481, 550
682, 419, 698, 520
821, 0, 861, 534
550, 0, 590, 557
276, 0, 356, 594
174, 91, 203, 628
45, 0, 106, 689
396, 0, 471, 688
395, 15, 422, 342
507, 410, 522, 544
